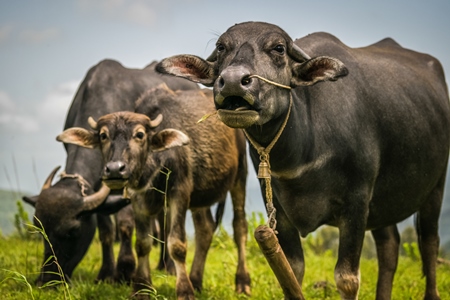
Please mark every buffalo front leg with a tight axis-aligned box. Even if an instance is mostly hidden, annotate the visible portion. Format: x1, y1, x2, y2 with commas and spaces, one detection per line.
132, 201, 154, 299
189, 207, 215, 292
156, 210, 175, 274
334, 200, 367, 300
168, 197, 195, 300
115, 205, 136, 283
96, 214, 115, 282
273, 201, 305, 299
230, 178, 251, 295
371, 225, 399, 300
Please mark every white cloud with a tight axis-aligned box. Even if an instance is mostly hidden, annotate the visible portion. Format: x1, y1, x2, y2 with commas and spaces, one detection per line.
0, 90, 39, 133
77, 0, 161, 27
37, 80, 80, 126
0, 80, 79, 134
19, 27, 61, 44
125, 1, 157, 26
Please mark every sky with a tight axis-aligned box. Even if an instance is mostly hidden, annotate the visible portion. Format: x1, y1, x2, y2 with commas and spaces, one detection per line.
1, 0, 450, 226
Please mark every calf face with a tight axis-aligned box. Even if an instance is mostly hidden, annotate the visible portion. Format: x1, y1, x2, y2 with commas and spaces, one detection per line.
57, 112, 189, 191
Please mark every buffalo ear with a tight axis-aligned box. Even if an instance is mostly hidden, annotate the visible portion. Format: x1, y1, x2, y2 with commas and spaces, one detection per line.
22, 195, 39, 207
56, 127, 99, 149
150, 129, 190, 152
156, 55, 217, 87
291, 56, 348, 87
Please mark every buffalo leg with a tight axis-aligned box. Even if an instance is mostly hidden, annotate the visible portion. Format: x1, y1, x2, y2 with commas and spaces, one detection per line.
274, 200, 305, 289
168, 195, 195, 300
189, 207, 215, 292
334, 196, 367, 300
371, 225, 399, 300
96, 214, 115, 282
132, 198, 154, 298
156, 210, 175, 275
115, 205, 136, 283
416, 177, 444, 300
230, 176, 251, 295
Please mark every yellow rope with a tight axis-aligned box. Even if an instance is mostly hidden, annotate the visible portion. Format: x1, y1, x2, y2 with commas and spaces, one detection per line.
60, 171, 91, 197
196, 74, 293, 232
248, 75, 292, 90
243, 95, 293, 232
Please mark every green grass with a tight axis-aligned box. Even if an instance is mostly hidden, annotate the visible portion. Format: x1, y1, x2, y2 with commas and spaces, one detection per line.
1, 216, 450, 299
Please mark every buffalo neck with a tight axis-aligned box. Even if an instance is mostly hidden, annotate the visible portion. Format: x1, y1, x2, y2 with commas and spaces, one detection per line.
244, 91, 312, 174
64, 145, 104, 188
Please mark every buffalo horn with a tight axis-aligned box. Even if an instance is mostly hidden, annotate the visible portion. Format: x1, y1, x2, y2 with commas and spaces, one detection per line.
82, 183, 110, 211
42, 166, 61, 191
290, 43, 311, 62
88, 116, 98, 130
149, 114, 163, 128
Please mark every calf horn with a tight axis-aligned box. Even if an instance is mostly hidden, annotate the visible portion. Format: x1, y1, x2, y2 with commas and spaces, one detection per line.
42, 166, 61, 191
88, 116, 97, 130
82, 183, 110, 211
150, 114, 163, 128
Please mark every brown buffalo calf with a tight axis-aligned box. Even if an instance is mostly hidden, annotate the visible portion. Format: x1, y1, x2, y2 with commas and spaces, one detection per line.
57, 85, 250, 300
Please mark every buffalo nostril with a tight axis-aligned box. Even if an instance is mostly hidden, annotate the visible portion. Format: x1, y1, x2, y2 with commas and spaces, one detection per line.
104, 161, 127, 178
104, 165, 111, 176
218, 76, 225, 88
241, 76, 252, 86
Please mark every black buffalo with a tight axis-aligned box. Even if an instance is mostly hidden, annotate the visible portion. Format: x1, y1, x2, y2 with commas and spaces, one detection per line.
23, 59, 198, 286
56, 85, 251, 299
156, 21, 450, 299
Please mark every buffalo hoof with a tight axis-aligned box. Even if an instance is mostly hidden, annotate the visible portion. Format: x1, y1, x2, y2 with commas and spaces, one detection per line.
115, 255, 136, 284
236, 273, 251, 295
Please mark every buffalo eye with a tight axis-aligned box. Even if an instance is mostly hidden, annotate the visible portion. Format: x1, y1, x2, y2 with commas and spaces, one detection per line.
135, 131, 145, 140
273, 44, 285, 54
99, 132, 108, 141
216, 43, 225, 53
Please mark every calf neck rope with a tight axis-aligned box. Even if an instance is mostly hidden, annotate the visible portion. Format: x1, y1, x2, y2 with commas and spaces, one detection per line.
243, 94, 293, 233
60, 171, 91, 197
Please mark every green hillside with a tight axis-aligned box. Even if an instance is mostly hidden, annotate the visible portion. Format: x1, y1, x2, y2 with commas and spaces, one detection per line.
0, 189, 34, 236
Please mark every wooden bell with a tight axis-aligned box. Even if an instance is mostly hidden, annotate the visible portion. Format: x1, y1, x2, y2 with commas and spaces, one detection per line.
257, 161, 271, 179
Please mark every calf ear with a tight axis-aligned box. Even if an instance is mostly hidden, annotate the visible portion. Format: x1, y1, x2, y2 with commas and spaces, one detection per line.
56, 128, 99, 149
22, 195, 39, 207
156, 55, 217, 87
291, 56, 348, 87
150, 129, 190, 152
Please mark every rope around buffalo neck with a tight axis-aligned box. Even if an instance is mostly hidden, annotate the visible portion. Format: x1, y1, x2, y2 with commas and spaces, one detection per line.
60, 171, 91, 197
243, 94, 293, 232
196, 73, 292, 232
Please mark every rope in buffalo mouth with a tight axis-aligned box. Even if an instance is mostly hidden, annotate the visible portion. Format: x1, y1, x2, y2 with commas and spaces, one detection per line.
197, 74, 291, 123
247, 75, 292, 90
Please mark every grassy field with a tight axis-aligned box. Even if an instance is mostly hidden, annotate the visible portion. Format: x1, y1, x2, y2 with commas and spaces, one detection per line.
1, 213, 450, 300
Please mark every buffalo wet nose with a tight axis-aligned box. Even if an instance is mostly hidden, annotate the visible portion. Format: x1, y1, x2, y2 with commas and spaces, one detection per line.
217, 66, 254, 94
104, 161, 127, 178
